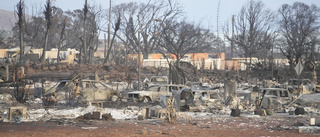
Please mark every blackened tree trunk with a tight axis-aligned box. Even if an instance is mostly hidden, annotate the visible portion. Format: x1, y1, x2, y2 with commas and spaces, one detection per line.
40, 0, 52, 62
16, 0, 25, 64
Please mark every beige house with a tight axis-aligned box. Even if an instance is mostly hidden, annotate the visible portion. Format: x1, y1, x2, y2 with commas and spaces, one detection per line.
2, 47, 78, 64
31, 48, 77, 64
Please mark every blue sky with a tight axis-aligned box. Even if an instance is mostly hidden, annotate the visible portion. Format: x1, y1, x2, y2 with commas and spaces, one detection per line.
1, 0, 319, 32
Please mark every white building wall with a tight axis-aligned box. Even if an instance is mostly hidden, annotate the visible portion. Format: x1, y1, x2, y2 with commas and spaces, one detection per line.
143, 58, 223, 70
143, 59, 173, 68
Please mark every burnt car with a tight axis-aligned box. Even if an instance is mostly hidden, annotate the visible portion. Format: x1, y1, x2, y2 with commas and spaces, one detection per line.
192, 89, 223, 104
287, 79, 315, 94
128, 84, 189, 103
44, 79, 120, 106
256, 88, 293, 112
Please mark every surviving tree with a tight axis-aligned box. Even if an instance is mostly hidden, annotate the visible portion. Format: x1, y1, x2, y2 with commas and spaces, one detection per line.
277, 2, 320, 67
157, 20, 211, 63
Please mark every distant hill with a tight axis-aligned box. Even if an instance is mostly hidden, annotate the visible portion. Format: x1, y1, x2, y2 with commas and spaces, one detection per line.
0, 9, 17, 31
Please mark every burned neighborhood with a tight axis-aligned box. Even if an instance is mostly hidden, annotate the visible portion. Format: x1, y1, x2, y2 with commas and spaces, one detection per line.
0, 0, 320, 136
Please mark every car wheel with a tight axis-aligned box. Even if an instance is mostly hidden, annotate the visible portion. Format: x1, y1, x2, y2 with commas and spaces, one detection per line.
182, 91, 191, 100
142, 97, 151, 103
111, 95, 118, 102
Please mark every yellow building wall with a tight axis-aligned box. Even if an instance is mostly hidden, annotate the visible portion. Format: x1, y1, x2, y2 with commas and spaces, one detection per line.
187, 53, 225, 61
151, 54, 162, 59
29, 49, 76, 64
189, 53, 209, 61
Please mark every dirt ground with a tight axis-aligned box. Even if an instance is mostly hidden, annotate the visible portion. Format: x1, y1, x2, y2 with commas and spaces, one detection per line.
0, 115, 319, 137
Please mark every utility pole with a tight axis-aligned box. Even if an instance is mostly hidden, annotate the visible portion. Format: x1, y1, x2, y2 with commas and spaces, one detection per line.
217, 0, 221, 54
104, 33, 107, 58
137, 15, 142, 91
82, 0, 88, 64
231, 15, 235, 59
107, 0, 111, 62
271, 44, 274, 79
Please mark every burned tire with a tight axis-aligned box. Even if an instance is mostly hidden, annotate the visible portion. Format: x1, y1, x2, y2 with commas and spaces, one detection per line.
141, 97, 151, 103
181, 91, 191, 100
230, 109, 240, 117
295, 107, 305, 115
181, 90, 194, 106
254, 108, 265, 116
111, 95, 118, 102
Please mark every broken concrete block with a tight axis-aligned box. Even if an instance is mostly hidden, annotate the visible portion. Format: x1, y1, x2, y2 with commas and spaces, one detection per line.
299, 126, 320, 134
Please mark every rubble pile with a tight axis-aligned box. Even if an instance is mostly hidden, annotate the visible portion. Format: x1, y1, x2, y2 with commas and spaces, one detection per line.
3, 62, 320, 135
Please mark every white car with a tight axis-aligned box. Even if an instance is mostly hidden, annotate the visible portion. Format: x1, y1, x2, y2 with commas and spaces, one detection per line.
128, 84, 188, 103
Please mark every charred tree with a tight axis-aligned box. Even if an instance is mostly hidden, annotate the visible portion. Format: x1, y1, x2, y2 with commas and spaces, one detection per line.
40, 0, 52, 62
113, 0, 182, 59
81, 0, 88, 64
15, 0, 25, 64
105, 15, 121, 63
